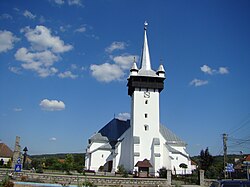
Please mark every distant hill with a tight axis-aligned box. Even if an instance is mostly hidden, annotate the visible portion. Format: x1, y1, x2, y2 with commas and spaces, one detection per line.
30, 153, 85, 159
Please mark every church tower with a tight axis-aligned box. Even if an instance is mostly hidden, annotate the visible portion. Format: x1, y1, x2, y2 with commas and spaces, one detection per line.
127, 22, 166, 174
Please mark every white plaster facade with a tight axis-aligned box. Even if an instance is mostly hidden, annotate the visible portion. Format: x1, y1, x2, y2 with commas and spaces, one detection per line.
85, 22, 192, 176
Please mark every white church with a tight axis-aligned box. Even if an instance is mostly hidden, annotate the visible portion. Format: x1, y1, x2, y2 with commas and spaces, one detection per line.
85, 22, 192, 176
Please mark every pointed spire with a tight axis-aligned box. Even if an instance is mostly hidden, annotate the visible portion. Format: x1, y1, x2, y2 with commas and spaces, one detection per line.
130, 57, 139, 76
140, 21, 151, 70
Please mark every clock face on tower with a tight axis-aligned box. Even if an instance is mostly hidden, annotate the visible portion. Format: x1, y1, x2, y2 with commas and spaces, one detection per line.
144, 91, 150, 98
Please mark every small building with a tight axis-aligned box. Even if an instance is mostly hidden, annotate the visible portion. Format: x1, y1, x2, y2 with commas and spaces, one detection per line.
0, 142, 13, 166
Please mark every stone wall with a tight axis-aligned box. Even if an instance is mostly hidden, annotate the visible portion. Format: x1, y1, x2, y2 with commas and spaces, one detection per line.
0, 169, 169, 187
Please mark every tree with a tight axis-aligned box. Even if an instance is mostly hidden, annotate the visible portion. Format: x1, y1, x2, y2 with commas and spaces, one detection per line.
199, 147, 213, 172
63, 154, 74, 174
179, 163, 188, 175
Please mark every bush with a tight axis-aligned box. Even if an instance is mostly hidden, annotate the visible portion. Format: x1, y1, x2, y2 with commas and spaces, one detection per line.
158, 167, 167, 178
117, 165, 128, 178
0, 176, 14, 187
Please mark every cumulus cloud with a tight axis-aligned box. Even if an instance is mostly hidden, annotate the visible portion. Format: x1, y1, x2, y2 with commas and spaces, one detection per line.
90, 63, 124, 83
40, 99, 65, 111
200, 64, 229, 75
21, 25, 73, 53
23, 10, 36, 19
90, 54, 138, 82
74, 26, 86, 33
219, 67, 229, 74
9, 67, 22, 74
58, 71, 78, 79
68, 0, 83, 6
53, 0, 65, 5
0, 30, 19, 53
200, 65, 214, 75
112, 55, 137, 70
117, 112, 130, 121
15, 25, 73, 77
105, 42, 127, 53
189, 78, 208, 87
15, 47, 59, 77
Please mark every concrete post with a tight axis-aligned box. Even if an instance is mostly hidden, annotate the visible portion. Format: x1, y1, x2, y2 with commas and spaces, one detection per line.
199, 170, 205, 187
167, 170, 172, 186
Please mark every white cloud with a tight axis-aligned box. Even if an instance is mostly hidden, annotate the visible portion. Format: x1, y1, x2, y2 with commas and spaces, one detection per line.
189, 78, 208, 87
105, 42, 127, 53
58, 71, 78, 79
21, 25, 73, 53
40, 99, 65, 111
90, 63, 124, 83
54, 0, 65, 5
200, 65, 214, 75
9, 67, 22, 74
112, 55, 138, 70
200, 64, 229, 75
117, 112, 130, 121
15, 47, 59, 77
219, 67, 229, 74
13, 108, 22, 112
90, 54, 138, 82
74, 26, 86, 33
49, 137, 57, 141
68, 0, 83, 6
23, 10, 36, 19
0, 30, 19, 53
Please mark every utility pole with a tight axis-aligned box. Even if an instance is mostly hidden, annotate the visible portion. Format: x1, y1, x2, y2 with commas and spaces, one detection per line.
223, 133, 228, 178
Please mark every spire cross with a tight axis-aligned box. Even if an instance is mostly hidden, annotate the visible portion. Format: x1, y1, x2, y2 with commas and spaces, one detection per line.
144, 21, 148, 30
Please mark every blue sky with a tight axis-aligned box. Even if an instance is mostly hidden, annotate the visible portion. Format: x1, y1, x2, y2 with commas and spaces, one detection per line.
0, 0, 250, 156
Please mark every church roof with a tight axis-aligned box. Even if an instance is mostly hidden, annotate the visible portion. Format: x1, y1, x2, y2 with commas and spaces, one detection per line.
160, 125, 186, 146
95, 118, 185, 148
98, 118, 130, 148
0, 143, 13, 158
89, 133, 109, 144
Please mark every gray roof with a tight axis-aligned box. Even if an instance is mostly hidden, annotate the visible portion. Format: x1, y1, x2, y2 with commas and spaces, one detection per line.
160, 125, 186, 146
90, 118, 186, 149
89, 133, 109, 144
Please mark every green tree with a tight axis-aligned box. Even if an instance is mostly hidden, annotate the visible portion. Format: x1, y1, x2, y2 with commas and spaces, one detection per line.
199, 147, 213, 172
63, 154, 74, 174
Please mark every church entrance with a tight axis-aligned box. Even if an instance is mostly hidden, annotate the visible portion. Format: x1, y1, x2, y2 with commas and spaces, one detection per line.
104, 160, 113, 172
135, 159, 153, 177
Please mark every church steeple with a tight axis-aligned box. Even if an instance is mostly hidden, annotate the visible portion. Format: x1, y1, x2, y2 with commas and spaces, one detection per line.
140, 21, 151, 71
127, 22, 165, 96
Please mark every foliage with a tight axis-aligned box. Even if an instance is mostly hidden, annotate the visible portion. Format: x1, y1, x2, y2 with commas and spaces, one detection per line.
158, 167, 167, 178
82, 180, 96, 187
98, 166, 104, 172
199, 147, 213, 171
117, 165, 128, 177
30, 153, 84, 173
0, 176, 14, 187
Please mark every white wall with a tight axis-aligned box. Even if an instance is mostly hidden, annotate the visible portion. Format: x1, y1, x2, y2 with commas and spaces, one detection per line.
131, 88, 160, 166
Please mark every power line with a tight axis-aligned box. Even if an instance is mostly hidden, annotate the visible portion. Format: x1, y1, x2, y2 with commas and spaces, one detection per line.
228, 113, 250, 135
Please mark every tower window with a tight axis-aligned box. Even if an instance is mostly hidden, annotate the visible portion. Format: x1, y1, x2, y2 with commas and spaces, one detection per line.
145, 113, 148, 118
144, 125, 149, 131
